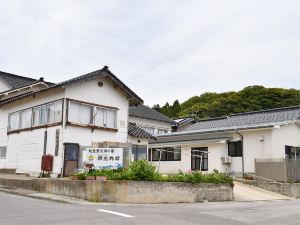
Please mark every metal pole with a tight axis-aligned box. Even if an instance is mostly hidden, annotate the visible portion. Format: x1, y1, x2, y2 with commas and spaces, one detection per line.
199, 152, 203, 172
157, 149, 162, 172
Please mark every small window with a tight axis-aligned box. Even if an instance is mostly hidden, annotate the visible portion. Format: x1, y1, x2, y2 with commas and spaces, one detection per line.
285, 145, 300, 160
228, 141, 243, 157
0, 147, 7, 158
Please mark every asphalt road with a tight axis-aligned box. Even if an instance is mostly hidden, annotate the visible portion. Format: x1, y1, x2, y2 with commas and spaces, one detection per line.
1, 192, 300, 225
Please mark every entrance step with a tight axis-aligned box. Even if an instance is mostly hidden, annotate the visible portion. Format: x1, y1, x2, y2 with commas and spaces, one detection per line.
234, 181, 291, 201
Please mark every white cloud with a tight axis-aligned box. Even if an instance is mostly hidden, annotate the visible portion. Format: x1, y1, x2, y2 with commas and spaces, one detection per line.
0, 0, 299, 106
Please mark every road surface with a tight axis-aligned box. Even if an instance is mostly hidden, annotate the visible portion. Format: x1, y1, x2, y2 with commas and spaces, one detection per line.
0, 192, 300, 225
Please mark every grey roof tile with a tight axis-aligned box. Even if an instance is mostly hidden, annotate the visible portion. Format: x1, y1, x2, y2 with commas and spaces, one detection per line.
0, 66, 143, 106
128, 122, 157, 140
186, 105, 300, 132
129, 105, 174, 123
0, 71, 53, 89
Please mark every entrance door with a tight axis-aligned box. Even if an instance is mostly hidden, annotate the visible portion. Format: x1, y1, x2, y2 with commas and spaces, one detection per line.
191, 147, 208, 171
63, 143, 79, 177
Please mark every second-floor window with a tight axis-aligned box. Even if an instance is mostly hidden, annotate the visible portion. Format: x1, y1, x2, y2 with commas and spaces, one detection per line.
68, 100, 117, 129
8, 100, 63, 131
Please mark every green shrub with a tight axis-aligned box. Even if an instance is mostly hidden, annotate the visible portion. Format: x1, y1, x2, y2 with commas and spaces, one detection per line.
127, 160, 161, 181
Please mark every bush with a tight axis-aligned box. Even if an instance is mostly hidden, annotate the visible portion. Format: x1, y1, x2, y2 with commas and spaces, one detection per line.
127, 160, 161, 181
71, 162, 233, 184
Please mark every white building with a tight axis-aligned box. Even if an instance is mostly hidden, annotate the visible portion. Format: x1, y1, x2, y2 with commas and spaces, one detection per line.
0, 67, 151, 176
149, 107, 300, 176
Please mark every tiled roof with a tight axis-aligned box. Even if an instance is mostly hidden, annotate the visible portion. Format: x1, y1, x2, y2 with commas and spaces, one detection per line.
0, 71, 53, 89
129, 104, 174, 123
156, 105, 300, 137
173, 117, 196, 127
185, 105, 300, 132
128, 122, 157, 140
0, 66, 143, 106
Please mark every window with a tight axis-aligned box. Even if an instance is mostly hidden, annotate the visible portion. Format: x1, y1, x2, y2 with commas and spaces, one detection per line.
8, 112, 20, 131
8, 100, 63, 131
285, 145, 300, 160
0, 147, 7, 158
33, 105, 47, 126
191, 147, 208, 171
68, 100, 118, 129
20, 109, 32, 129
228, 141, 242, 157
47, 101, 62, 124
132, 145, 147, 161
149, 147, 181, 161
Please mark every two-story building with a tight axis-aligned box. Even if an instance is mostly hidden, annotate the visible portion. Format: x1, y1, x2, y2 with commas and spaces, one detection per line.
0, 66, 153, 176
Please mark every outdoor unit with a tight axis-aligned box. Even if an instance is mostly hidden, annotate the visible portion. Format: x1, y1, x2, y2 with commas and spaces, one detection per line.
221, 156, 232, 164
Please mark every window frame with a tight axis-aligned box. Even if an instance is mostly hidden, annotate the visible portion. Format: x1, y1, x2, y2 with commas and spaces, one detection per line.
228, 141, 243, 157
149, 147, 181, 161
7, 99, 64, 134
67, 99, 119, 131
191, 147, 208, 171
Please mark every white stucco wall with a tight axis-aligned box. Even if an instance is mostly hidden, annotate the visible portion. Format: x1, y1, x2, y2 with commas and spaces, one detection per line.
129, 116, 172, 134
150, 142, 228, 174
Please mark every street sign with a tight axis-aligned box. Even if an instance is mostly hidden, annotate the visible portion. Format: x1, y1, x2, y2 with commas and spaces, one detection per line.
83, 148, 123, 169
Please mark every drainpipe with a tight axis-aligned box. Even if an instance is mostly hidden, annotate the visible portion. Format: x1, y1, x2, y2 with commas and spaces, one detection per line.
235, 130, 244, 178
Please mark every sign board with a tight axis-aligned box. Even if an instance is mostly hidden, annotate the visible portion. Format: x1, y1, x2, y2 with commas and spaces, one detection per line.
83, 148, 123, 169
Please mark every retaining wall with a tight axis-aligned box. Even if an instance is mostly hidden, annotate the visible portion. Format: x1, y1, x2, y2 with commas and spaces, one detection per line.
0, 178, 233, 203
238, 180, 300, 198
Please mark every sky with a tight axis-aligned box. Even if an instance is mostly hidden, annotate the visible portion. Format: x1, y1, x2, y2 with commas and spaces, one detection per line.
0, 0, 299, 106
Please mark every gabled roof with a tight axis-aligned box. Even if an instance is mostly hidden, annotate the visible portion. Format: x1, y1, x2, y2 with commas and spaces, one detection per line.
0, 71, 53, 89
129, 104, 174, 123
0, 66, 143, 106
128, 122, 157, 140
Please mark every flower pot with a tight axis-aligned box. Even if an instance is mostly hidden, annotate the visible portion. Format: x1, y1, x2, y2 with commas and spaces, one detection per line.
96, 176, 107, 181
86, 176, 96, 180
70, 175, 78, 180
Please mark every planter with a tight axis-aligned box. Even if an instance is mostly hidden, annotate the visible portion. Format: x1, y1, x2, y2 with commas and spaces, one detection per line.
86, 176, 96, 180
96, 176, 107, 181
70, 175, 78, 180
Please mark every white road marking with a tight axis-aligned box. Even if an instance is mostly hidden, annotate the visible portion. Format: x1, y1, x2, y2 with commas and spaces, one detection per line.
97, 209, 135, 218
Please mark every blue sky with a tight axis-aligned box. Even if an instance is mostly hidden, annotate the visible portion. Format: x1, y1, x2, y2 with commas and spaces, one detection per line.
0, 0, 299, 106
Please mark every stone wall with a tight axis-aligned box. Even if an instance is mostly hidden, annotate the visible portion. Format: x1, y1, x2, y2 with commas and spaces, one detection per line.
0, 178, 233, 203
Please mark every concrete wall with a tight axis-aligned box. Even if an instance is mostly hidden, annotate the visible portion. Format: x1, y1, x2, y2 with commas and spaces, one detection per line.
239, 180, 300, 198
0, 177, 233, 203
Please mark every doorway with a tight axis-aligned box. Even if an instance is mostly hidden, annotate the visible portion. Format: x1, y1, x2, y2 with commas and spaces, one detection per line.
63, 143, 79, 177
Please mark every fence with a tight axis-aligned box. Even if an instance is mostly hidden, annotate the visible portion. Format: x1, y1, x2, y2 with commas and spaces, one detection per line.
255, 158, 300, 182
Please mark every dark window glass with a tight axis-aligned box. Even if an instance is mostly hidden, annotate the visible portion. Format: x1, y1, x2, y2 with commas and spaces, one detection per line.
149, 147, 181, 161
228, 141, 242, 157
132, 145, 147, 161
285, 145, 300, 160
191, 147, 208, 171
65, 144, 79, 161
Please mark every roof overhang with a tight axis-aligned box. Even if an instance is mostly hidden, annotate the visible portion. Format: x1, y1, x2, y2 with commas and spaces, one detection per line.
0, 81, 48, 97
149, 131, 233, 147
0, 67, 143, 106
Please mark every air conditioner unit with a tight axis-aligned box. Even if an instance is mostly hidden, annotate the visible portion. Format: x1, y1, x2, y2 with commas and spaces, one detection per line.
221, 156, 232, 164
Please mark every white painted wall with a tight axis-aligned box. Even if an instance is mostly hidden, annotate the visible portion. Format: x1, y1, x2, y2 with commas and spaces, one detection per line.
129, 116, 172, 134
150, 142, 227, 174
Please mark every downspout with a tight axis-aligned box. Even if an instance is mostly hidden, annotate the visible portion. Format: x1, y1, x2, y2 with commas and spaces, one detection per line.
235, 130, 244, 178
